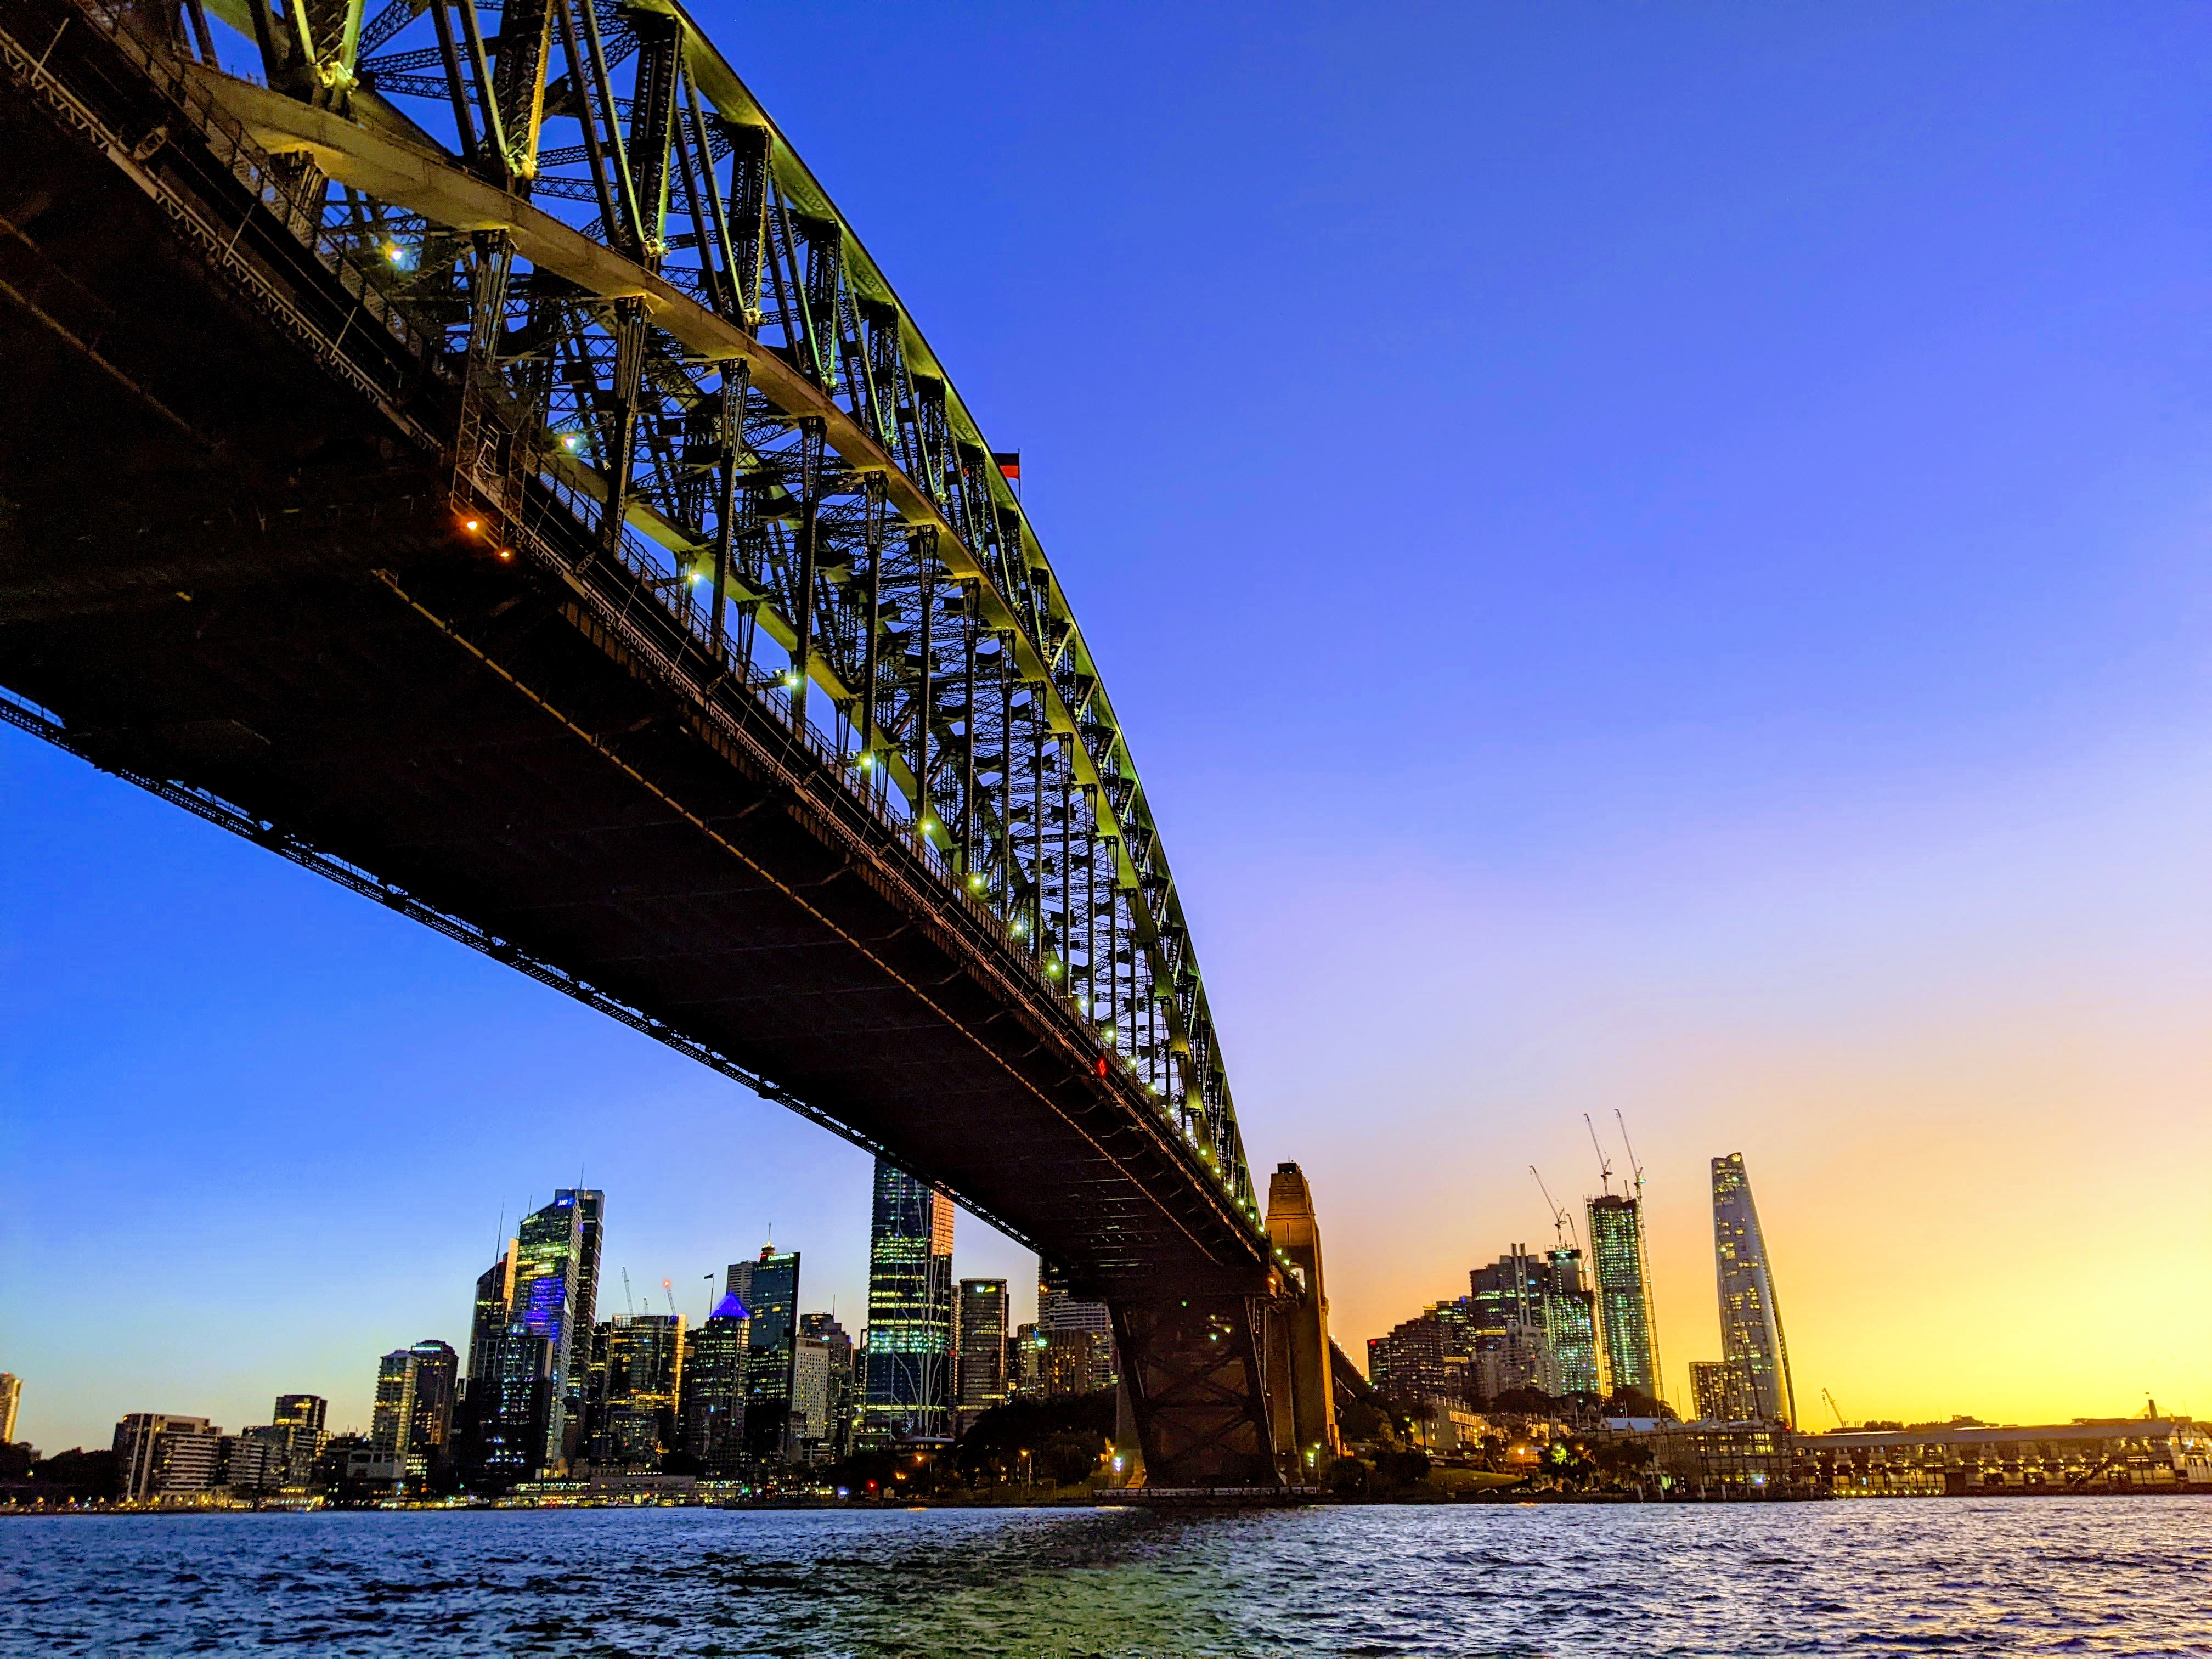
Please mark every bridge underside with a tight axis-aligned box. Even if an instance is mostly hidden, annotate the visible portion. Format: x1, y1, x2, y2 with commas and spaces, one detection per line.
0, 30, 1272, 1334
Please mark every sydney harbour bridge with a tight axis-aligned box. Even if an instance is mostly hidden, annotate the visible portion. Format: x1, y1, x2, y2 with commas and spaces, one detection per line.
0, 0, 1353, 1486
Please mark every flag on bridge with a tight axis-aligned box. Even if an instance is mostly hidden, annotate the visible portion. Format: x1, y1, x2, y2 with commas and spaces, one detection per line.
993, 451, 1022, 495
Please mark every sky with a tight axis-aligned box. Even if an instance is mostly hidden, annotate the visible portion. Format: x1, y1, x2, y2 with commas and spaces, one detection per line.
6, 2, 2212, 1451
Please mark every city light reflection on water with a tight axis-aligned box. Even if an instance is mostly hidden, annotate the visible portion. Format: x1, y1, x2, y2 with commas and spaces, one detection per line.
7, 1498, 2211, 1656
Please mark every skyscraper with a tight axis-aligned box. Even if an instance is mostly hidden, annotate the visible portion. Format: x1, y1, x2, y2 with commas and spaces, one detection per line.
1468, 1249, 1562, 1398
955, 1278, 1009, 1434
1541, 1247, 1602, 1397
1037, 1270, 1116, 1392
799, 1312, 856, 1460
269, 1395, 327, 1487
0, 1373, 18, 1443
409, 1340, 459, 1457
732, 1245, 801, 1463
589, 1314, 684, 1469
1711, 1153, 1796, 1425
681, 1293, 751, 1475
465, 1240, 517, 1395
370, 1350, 419, 1458
1587, 1193, 1663, 1404
1688, 1358, 1756, 1423
480, 1192, 597, 1476
861, 1160, 956, 1443
555, 1189, 603, 1460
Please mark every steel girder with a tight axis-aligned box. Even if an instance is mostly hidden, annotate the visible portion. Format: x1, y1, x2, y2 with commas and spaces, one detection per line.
10, 0, 1264, 1244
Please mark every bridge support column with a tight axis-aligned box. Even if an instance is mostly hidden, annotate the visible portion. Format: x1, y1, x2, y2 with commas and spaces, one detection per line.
1108, 1295, 1279, 1488
1264, 1161, 1341, 1478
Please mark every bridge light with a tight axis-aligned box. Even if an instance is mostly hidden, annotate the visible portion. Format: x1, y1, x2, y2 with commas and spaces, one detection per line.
560, 433, 581, 451
857, 752, 873, 771
496, 548, 512, 562
463, 518, 481, 533
782, 670, 800, 689
968, 872, 985, 890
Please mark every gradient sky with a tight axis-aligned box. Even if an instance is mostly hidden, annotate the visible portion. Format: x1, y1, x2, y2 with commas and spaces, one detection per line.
6, 3, 2211, 1452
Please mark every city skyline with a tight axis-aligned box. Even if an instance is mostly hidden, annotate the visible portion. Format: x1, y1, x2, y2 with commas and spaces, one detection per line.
8, 0, 2212, 1449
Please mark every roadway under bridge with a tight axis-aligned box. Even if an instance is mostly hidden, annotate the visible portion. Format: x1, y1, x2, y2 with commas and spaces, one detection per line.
0, 0, 1342, 1484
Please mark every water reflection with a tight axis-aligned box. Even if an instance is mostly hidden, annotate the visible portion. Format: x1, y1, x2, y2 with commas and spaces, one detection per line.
7, 1498, 2210, 1657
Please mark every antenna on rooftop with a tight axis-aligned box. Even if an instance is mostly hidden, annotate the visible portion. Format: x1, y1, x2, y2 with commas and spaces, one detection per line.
1584, 1114, 1614, 1197
1615, 1109, 1646, 1200
1531, 1166, 1578, 1252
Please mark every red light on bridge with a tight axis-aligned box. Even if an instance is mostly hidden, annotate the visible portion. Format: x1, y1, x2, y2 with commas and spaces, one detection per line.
1095, 1056, 1109, 1077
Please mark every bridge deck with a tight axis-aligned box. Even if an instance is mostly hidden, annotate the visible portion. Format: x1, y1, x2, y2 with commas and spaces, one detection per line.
0, 8, 1269, 1298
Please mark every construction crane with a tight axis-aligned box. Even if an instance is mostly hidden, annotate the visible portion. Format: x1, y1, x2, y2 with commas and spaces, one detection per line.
662, 1278, 679, 1318
1615, 1109, 1647, 1200
1530, 1166, 1579, 1253
1822, 1387, 1847, 1429
1584, 1114, 1615, 1197
620, 1267, 637, 1320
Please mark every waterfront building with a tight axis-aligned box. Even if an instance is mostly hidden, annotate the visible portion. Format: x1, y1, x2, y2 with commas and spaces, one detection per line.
1689, 1358, 1755, 1423
1711, 1153, 1795, 1425
861, 1161, 956, 1443
501, 1190, 596, 1471
1792, 1417, 2212, 1497
589, 1314, 684, 1469
218, 1434, 284, 1496
268, 1394, 327, 1486
1366, 1302, 1474, 1401
1011, 1322, 1041, 1395
800, 1312, 856, 1460
792, 1335, 835, 1460
0, 1373, 18, 1443
465, 1240, 517, 1394
370, 1349, 419, 1458
680, 1293, 749, 1474
955, 1279, 1009, 1434
1036, 1329, 1099, 1398
114, 1414, 223, 1503
731, 1245, 801, 1462
1037, 1272, 1117, 1392
1470, 1248, 1592, 1398
409, 1340, 458, 1457
1586, 1192, 1662, 1403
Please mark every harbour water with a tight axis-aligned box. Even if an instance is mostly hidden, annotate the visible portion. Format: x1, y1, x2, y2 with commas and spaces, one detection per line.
5, 1498, 2209, 1656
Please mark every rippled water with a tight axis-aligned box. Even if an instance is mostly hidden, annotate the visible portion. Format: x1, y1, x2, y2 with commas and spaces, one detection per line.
5, 1498, 2209, 1656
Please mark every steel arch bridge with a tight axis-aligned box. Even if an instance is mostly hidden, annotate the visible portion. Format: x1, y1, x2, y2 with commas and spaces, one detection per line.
0, 0, 1341, 1484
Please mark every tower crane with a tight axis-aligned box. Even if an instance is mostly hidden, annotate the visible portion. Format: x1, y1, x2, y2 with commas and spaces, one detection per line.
1530, 1166, 1580, 1253
1584, 1114, 1615, 1197
1615, 1109, 1647, 1200
1822, 1387, 1847, 1429
620, 1267, 637, 1319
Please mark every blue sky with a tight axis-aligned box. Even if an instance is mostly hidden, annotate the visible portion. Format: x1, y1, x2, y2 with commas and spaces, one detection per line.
6, 3, 2211, 1447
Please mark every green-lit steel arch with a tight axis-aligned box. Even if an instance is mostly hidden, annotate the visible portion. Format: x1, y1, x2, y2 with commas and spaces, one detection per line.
0, 0, 1328, 1484
191, 0, 1258, 1206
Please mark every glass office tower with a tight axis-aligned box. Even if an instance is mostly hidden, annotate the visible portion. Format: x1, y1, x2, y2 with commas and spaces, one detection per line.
861, 1160, 955, 1443
1711, 1153, 1796, 1425
1586, 1192, 1663, 1403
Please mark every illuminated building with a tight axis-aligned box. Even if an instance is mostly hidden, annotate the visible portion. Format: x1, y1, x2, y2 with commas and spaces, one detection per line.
1587, 1193, 1662, 1403
1037, 1270, 1116, 1391
1542, 1248, 1601, 1396
0, 1374, 18, 1443
730, 1245, 801, 1462
1689, 1358, 1754, 1423
409, 1340, 458, 1457
861, 1160, 956, 1443
1365, 1302, 1474, 1400
955, 1278, 1009, 1434
268, 1395, 326, 1486
680, 1293, 749, 1474
370, 1350, 419, 1458
1712, 1153, 1795, 1425
1469, 1248, 1600, 1398
114, 1414, 222, 1503
589, 1314, 684, 1469
799, 1312, 856, 1460
464, 1241, 517, 1395
475, 1190, 599, 1477
1036, 1328, 1097, 1398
